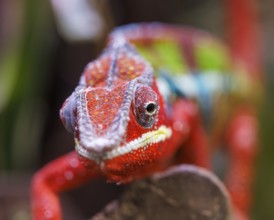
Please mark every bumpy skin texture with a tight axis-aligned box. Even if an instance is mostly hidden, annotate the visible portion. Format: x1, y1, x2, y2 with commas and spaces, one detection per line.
31, 6, 261, 219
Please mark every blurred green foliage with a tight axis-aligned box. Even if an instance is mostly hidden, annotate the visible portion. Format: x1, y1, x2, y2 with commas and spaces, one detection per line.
0, 0, 53, 170
253, 71, 274, 220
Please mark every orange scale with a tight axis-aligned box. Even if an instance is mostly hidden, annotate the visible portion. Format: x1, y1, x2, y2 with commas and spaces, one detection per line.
84, 58, 111, 87
128, 66, 135, 71
96, 81, 107, 87
85, 88, 126, 132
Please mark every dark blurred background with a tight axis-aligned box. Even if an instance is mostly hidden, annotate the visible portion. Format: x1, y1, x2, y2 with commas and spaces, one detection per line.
0, 0, 273, 219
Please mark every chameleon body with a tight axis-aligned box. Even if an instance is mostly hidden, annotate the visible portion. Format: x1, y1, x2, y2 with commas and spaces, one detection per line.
31, 1, 261, 220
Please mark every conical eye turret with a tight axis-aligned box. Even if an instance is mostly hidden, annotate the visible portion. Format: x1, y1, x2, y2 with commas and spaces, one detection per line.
134, 85, 159, 128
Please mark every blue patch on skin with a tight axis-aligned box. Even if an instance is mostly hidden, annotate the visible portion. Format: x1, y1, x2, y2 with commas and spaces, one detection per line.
193, 73, 212, 119
159, 70, 186, 98
60, 92, 77, 133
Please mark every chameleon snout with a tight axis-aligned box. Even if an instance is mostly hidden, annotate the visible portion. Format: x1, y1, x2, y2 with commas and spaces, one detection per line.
82, 137, 117, 153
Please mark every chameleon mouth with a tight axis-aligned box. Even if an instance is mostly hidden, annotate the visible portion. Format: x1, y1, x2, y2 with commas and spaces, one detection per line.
75, 125, 172, 163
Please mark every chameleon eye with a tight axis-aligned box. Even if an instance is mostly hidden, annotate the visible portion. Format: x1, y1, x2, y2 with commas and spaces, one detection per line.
134, 85, 159, 128
145, 102, 157, 115
59, 92, 77, 133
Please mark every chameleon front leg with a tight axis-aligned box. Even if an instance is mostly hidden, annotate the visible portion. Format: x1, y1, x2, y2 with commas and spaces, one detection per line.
171, 100, 210, 168
31, 151, 99, 220
225, 107, 258, 219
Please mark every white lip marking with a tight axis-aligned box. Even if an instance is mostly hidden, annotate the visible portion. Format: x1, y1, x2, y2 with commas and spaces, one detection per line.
75, 125, 172, 163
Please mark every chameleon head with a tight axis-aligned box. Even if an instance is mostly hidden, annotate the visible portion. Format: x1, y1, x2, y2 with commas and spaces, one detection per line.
59, 44, 172, 173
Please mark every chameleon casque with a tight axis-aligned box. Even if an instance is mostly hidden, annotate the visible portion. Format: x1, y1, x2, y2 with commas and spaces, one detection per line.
31, 0, 262, 219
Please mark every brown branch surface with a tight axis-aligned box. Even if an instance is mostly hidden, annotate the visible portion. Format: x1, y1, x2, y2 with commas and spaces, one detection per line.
91, 165, 233, 220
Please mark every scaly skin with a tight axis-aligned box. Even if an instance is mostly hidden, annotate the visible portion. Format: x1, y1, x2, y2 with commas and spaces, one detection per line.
31, 2, 262, 219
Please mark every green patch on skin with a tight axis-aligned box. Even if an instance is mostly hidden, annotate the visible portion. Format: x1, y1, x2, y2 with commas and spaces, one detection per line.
195, 38, 231, 72
135, 40, 188, 75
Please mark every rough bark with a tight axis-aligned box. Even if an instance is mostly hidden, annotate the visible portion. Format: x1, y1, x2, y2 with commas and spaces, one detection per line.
91, 165, 233, 220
